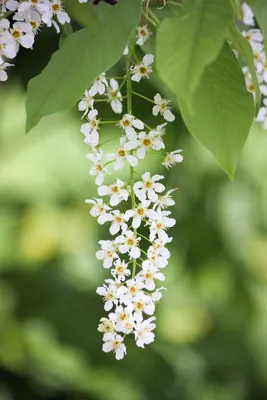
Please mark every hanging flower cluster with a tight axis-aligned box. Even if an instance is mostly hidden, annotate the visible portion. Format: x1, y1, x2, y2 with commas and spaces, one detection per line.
79, 23, 183, 360
241, 2, 267, 129
0, 0, 70, 81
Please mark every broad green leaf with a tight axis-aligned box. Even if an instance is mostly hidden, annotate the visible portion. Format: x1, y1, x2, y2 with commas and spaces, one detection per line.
227, 21, 261, 112
26, 0, 141, 133
59, 23, 73, 48
248, 0, 267, 47
64, 0, 97, 28
179, 42, 254, 179
156, 0, 233, 105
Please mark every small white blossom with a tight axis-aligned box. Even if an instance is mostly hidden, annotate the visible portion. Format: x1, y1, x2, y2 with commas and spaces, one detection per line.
115, 230, 141, 259
136, 130, 165, 159
125, 200, 151, 229
78, 89, 94, 118
106, 78, 123, 114
152, 93, 175, 122
109, 210, 128, 235
86, 149, 110, 186
241, 3, 255, 26
106, 140, 138, 170
102, 333, 127, 360
131, 54, 154, 82
162, 150, 183, 169
134, 172, 165, 202
136, 25, 151, 46
134, 316, 156, 348
85, 198, 112, 224
89, 73, 108, 96
96, 240, 118, 269
111, 259, 131, 281
98, 179, 129, 206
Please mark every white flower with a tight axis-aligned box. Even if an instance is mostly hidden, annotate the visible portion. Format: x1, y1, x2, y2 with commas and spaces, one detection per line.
123, 45, 129, 55
117, 278, 144, 305
243, 29, 263, 46
115, 230, 141, 259
241, 3, 255, 26
256, 98, 267, 129
96, 240, 118, 269
98, 179, 129, 206
131, 54, 154, 82
134, 316, 156, 348
132, 292, 155, 322
136, 25, 151, 46
10, 22, 34, 49
136, 130, 164, 159
142, 247, 168, 271
85, 198, 112, 224
125, 200, 151, 229
96, 279, 121, 311
0, 58, 13, 81
80, 109, 100, 148
78, 89, 94, 118
109, 210, 127, 235
162, 150, 183, 169
118, 113, 144, 141
111, 259, 131, 281
106, 140, 138, 170
106, 79, 123, 114
4, 0, 19, 11
50, 0, 70, 24
89, 73, 108, 96
137, 266, 165, 291
152, 93, 175, 122
98, 317, 116, 334
146, 208, 176, 241
134, 172, 165, 202
86, 149, 110, 186
154, 189, 176, 209
109, 305, 135, 334
102, 333, 127, 360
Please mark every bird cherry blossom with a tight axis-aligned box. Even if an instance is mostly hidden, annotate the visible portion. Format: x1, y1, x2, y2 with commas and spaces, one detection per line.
78, 19, 183, 360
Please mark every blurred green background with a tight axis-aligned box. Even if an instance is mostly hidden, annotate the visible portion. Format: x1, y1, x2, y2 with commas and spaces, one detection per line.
1, 22, 267, 400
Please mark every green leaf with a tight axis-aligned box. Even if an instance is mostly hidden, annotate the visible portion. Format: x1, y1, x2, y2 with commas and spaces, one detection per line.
26, 0, 141, 133
179, 42, 254, 179
248, 0, 267, 47
227, 21, 261, 112
64, 0, 97, 28
156, 0, 233, 104
59, 23, 73, 48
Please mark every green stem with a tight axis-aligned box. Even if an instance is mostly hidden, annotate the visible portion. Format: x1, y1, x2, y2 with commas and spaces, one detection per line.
142, 10, 157, 27
132, 90, 154, 104
0, 10, 13, 19
138, 232, 153, 244
100, 120, 120, 124
126, 53, 138, 278
147, 8, 160, 24
118, 77, 126, 92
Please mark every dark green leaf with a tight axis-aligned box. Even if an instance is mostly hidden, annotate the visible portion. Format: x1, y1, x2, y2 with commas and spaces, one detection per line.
227, 21, 260, 111
26, 0, 141, 133
179, 42, 254, 179
156, 0, 233, 104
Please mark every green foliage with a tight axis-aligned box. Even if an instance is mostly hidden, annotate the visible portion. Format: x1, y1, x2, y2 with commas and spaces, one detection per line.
25, 0, 141, 133
248, 0, 267, 47
156, 0, 233, 104
64, 0, 98, 27
227, 21, 261, 111
179, 42, 254, 179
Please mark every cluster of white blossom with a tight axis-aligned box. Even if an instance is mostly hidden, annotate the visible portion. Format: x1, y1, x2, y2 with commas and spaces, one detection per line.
241, 2, 267, 129
79, 25, 183, 360
0, 0, 70, 81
